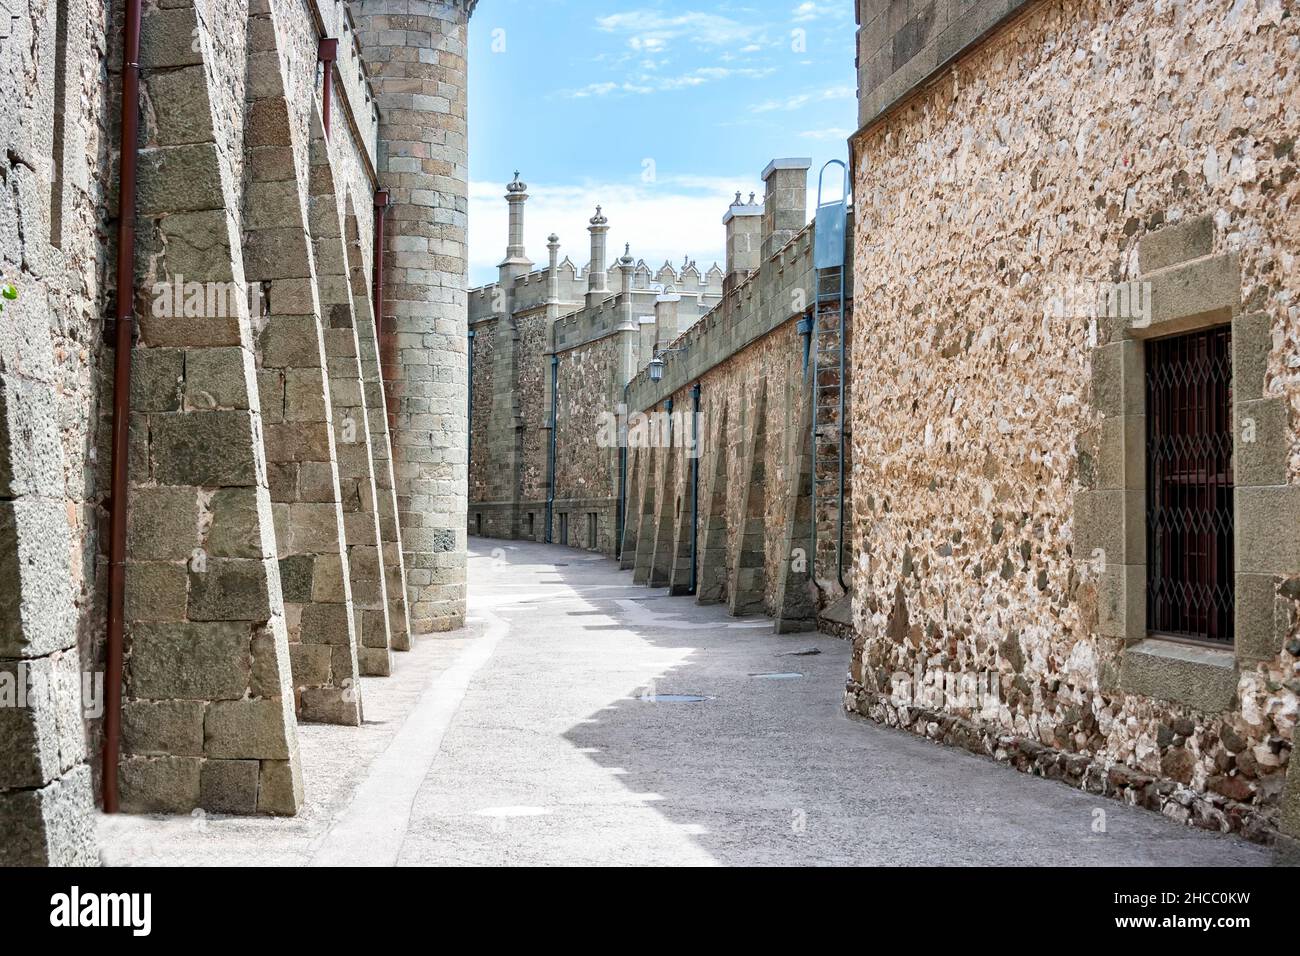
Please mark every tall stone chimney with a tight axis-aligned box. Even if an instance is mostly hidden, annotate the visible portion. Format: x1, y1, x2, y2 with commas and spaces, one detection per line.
545, 232, 561, 320
654, 288, 682, 349
355, 0, 477, 634
617, 243, 636, 329
723, 190, 763, 294
501, 171, 531, 273
586, 205, 610, 307
761, 158, 811, 259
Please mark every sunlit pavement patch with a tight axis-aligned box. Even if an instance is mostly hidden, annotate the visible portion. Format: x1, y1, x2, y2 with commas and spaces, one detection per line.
474, 806, 552, 818
640, 694, 715, 702
749, 672, 803, 679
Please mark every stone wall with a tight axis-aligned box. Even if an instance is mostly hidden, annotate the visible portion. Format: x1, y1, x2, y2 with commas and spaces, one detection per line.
847, 0, 1300, 845
2, 0, 463, 862
0, 0, 107, 866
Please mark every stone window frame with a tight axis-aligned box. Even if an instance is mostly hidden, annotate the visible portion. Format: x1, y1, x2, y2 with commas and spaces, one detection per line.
1081, 215, 1299, 713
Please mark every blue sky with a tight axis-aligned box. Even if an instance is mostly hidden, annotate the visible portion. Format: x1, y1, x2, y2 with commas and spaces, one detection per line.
466, 1, 857, 286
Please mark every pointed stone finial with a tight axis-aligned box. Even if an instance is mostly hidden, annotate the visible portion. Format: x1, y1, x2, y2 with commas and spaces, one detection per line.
733, 191, 742, 205
748, 191, 756, 204
589, 205, 608, 226
547, 233, 559, 245
506, 170, 527, 193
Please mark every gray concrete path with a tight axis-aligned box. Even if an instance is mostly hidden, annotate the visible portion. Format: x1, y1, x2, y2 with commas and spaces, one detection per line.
98, 540, 1270, 866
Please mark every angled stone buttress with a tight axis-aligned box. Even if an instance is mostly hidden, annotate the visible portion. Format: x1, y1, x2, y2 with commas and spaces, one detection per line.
307, 121, 393, 678
619, 445, 642, 569
242, 1, 362, 725
632, 446, 658, 585
119, 0, 302, 814
695, 398, 730, 606
666, 426, 696, 597
648, 425, 679, 589
344, 201, 412, 653
728, 379, 769, 616
773, 371, 817, 632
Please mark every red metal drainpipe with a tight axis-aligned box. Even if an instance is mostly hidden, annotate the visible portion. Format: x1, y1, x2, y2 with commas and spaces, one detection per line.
318, 37, 338, 138
372, 187, 389, 342
103, 0, 144, 814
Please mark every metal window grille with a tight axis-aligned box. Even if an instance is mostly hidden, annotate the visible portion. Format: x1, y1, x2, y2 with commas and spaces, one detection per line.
1144, 326, 1234, 644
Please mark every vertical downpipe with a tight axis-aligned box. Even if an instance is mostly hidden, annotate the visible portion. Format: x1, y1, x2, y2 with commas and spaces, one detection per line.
372, 187, 388, 339
689, 382, 700, 594
546, 354, 558, 543
616, 382, 628, 559
318, 38, 338, 139
104, 0, 145, 813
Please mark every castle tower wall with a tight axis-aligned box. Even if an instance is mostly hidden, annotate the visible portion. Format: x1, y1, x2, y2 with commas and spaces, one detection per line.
355, 0, 475, 633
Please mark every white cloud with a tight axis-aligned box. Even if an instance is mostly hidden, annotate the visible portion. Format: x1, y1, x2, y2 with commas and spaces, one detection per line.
468, 176, 772, 288
751, 84, 854, 113
799, 126, 852, 140
563, 66, 775, 99
791, 1, 846, 22
596, 10, 767, 53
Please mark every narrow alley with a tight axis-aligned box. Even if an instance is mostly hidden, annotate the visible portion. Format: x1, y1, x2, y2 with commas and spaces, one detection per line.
96, 542, 1268, 867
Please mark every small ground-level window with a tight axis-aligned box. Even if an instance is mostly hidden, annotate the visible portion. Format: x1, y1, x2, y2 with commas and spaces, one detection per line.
1145, 326, 1234, 644
587, 512, 597, 549
526, 512, 535, 538
475, 513, 482, 535
559, 512, 569, 546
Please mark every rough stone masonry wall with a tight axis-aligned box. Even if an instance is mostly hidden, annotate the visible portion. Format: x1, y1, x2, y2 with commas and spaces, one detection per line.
847, 0, 1300, 843
0, 0, 107, 865
517, 310, 550, 508
467, 317, 496, 506
553, 331, 621, 552
642, 322, 807, 614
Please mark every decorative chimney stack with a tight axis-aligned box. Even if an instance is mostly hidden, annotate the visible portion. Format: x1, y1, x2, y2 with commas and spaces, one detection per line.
501, 171, 531, 271
761, 158, 812, 259
546, 232, 561, 314
586, 205, 610, 307
654, 286, 682, 349
723, 189, 763, 295
618, 243, 636, 330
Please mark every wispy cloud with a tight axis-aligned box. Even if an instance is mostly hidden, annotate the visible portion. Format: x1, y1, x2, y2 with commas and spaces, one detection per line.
799, 126, 852, 140
564, 66, 776, 99
751, 85, 855, 113
791, 1, 848, 22
595, 10, 769, 53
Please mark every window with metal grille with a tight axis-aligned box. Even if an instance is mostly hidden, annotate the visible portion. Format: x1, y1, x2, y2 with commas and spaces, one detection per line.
1145, 326, 1234, 644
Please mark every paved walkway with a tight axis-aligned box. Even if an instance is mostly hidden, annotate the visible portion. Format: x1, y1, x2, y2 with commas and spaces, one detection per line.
98, 540, 1270, 866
